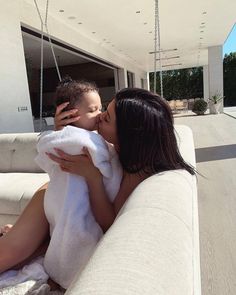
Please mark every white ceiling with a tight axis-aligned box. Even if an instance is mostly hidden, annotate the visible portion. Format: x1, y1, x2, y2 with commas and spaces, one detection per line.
22, 32, 89, 68
24, 0, 236, 71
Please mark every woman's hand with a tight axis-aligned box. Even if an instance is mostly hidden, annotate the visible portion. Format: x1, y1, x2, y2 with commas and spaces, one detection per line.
46, 148, 101, 181
54, 102, 81, 130
47, 148, 115, 232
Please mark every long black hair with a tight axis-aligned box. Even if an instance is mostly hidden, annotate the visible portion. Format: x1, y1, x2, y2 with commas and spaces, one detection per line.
115, 88, 195, 176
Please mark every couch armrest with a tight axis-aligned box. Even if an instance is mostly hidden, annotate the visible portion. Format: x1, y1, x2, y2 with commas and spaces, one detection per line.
66, 171, 201, 295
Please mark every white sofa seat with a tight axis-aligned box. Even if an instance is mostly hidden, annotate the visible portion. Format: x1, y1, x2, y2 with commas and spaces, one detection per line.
0, 173, 49, 224
0, 133, 49, 225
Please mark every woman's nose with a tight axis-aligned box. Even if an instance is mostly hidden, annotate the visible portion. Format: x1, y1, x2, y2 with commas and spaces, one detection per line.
98, 112, 105, 121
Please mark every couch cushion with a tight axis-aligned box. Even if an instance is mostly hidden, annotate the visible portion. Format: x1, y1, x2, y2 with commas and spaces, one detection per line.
0, 173, 49, 215
0, 133, 43, 173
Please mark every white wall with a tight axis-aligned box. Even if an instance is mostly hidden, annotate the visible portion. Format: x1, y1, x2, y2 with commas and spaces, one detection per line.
203, 65, 209, 100
208, 45, 224, 112
0, 1, 148, 133
0, 1, 34, 133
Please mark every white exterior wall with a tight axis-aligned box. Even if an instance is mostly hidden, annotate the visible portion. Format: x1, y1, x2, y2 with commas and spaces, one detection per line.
203, 65, 209, 100
208, 45, 224, 112
116, 68, 128, 90
0, 1, 34, 133
134, 73, 142, 88
0, 1, 147, 133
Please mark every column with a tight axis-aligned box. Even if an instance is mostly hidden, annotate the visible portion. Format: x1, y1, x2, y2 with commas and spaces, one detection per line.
208, 45, 224, 113
116, 68, 128, 90
203, 65, 209, 101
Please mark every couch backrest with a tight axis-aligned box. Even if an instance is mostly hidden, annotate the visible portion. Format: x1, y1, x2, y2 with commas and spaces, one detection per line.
0, 133, 43, 173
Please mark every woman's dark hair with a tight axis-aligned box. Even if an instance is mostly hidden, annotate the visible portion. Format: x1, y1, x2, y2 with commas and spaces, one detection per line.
55, 76, 99, 110
115, 88, 195, 176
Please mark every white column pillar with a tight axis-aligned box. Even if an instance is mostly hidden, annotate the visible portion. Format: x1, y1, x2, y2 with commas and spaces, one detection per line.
203, 65, 209, 101
134, 73, 141, 88
117, 68, 128, 90
146, 72, 150, 90
208, 45, 224, 112
0, 1, 34, 133
113, 69, 119, 92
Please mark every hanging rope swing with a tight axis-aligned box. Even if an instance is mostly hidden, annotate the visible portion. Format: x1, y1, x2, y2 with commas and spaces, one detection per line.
33, 0, 61, 131
153, 0, 163, 98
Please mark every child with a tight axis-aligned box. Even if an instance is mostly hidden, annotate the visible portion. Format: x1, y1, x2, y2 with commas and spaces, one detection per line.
35, 77, 122, 289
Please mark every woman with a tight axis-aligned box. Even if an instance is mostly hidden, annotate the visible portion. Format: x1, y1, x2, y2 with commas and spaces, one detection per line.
0, 88, 195, 277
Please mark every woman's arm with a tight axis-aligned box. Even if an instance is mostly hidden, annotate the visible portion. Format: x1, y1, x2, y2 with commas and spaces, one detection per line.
86, 174, 116, 232
47, 149, 116, 232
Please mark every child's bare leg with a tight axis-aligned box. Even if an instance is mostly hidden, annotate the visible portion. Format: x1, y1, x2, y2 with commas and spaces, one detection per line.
12, 236, 50, 270
0, 183, 49, 273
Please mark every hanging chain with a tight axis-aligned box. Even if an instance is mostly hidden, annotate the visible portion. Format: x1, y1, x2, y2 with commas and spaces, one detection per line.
39, 22, 44, 131
153, 0, 157, 94
154, 0, 163, 98
44, 0, 61, 82
33, 0, 61, 131
34, 0, 61, 83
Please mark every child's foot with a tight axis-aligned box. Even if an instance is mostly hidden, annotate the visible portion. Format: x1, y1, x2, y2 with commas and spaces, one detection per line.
0, 224, 13, 236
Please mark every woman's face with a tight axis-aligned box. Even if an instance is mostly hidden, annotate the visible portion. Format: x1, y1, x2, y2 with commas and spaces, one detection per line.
97, 99, 118, 148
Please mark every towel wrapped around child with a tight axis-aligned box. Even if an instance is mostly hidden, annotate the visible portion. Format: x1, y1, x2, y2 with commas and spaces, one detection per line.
35, 125, 122, 289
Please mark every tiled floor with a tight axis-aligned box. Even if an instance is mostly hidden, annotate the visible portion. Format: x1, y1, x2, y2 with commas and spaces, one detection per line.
175, 113, 236, 295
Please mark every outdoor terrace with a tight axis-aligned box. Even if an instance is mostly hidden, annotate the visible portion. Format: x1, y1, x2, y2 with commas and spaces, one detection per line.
175, 111, 236, 295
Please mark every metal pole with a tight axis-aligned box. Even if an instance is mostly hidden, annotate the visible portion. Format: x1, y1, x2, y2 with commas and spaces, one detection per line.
39, 22, 44, 132
154, 0, 163, 98
153, 0, 158, 93
156, 0, 163, 98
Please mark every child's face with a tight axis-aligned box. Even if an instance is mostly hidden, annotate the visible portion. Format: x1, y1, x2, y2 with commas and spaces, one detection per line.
72, 91, 102, 131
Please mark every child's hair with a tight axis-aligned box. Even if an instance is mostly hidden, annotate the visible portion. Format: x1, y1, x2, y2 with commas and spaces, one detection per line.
55, 76, 99, 110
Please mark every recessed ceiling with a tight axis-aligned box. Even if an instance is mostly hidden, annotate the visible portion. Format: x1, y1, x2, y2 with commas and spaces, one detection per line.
23, 0, 236, 71
22, 32, 89, 69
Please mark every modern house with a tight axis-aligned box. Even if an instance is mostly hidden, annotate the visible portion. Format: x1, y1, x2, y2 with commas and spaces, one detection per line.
1, 0, 235, 133
0, 1, 236, 294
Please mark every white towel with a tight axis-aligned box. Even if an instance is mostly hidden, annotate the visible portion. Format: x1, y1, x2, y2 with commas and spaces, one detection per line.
35, 126, 122, 289
0, 257, 48, 291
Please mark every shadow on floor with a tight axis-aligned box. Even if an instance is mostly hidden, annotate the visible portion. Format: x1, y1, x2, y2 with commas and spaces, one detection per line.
195, 144, 236, 163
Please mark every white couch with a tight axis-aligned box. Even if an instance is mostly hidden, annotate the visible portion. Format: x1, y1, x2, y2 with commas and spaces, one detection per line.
0, 125, 201, 295
0, 133, 49, 226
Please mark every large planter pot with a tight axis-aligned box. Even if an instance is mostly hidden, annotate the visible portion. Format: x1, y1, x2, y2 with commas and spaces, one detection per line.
209, 101, 223, 114
193, 110, 205, 115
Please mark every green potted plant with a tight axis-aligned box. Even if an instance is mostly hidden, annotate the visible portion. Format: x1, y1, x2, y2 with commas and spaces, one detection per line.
208, 92, 224, 114
192, 99, 208, 115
